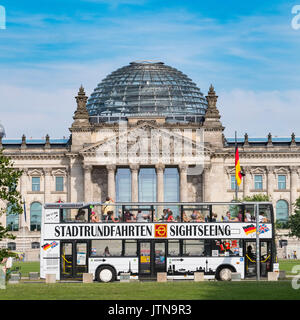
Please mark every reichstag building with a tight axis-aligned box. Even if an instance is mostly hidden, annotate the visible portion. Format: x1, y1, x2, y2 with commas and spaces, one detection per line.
0, 61, 297, 260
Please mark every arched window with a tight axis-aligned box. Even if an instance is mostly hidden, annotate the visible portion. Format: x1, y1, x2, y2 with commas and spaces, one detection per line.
276, 200, 289, 222
6, 204, 19, 231
30, 202, 42, 231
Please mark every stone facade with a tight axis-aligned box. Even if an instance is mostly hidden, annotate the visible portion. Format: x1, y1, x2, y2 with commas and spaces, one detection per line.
0, 84, 299, 260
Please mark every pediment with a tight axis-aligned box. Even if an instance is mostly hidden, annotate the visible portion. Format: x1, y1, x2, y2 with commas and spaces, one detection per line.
79, 122, 212, 165
28, 168, 43, 176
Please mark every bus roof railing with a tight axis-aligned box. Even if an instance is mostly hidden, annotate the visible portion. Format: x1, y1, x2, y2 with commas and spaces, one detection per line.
44, 201, 273, 209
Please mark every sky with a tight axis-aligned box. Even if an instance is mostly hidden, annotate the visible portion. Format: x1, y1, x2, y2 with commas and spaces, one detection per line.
0, 0, 300, 138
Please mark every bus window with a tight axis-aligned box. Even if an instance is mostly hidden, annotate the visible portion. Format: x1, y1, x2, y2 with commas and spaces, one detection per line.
182, 240, 206, 257
124, 240, 137, 256
212, 240, 242, 257
168, 240, 180, 256
61, 208, 89, 222
244, 204, 271, 223
91, 240, 122, 257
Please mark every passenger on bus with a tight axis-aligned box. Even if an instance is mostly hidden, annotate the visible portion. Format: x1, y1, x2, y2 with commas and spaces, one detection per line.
124, 210, 135, 222
91, 211, 99, 222
101, 197, 114, 221
136, 210, 149, 222
245, 211, 252, 222
107, 211, 119, 223
223, 211, 239, 222
75, 209, 86, 221
104, 246, 111, 256
211, 213, 218, 222
182, 212, 190, 222
167, 211, 174, 222
259, 212, 268, 223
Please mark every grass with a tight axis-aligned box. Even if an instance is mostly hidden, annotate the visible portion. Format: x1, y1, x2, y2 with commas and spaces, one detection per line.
0, 259, 298, 300
0, 281, 299, 300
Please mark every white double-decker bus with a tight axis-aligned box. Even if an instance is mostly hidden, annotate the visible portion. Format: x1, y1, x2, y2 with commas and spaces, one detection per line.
40, 201, 277, 282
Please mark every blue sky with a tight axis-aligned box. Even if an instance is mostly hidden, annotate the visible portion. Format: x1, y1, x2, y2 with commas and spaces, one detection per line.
0, 0, 300, 138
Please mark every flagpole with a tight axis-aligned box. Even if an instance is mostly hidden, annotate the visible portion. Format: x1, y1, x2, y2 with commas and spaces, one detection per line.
235, 131, 238, 201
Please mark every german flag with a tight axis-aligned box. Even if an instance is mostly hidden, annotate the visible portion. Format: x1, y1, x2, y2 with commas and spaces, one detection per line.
243, 224, 256, 235
235, 146, 243, 186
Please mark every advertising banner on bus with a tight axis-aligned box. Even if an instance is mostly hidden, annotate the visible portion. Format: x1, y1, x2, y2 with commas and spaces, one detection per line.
43, 222, 272, 240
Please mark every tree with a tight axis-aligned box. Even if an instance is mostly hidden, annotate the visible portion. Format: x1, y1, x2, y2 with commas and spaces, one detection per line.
242, 194, 270, 202
0, 149, 23, 261
288, 197, 300, 239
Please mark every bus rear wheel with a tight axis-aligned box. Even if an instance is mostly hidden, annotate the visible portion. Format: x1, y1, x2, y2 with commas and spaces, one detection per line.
96, 266, 116, 283
217, 267, 233, 281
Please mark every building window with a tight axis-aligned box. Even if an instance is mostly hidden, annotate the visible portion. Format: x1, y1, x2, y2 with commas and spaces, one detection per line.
278, 175, 286, 190
32, 177, 40, 191
164, 168, 179, 217
116, 168, 131, 202
6, 204, 19, 231
139, 168, 156, 202
55, 176, 64, 191
30, 202, 42, 231
31, 242, 40, 249
7, 242, 16, 250
276, 200, 289, 222
230, 175, 236, 190
254, 175, 263, 190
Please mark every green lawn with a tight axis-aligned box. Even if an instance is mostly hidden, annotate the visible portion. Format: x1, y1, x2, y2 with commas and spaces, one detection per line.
0, 259, 298, 300
0, 281, 299, 300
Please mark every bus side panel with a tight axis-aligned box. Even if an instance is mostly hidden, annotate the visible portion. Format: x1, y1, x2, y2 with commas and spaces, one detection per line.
40, 208, 61, 280
167, 257, 245, 279
89, 258, 139, 280
40, 240, 60, 280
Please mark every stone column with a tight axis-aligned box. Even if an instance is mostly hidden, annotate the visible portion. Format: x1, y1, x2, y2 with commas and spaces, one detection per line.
243, 166, 251, 198
83, 165, 93, 202
179, 164, 188, 202
202, 165, 211, 202
44, 168, 52, 204
20, 168, 29, 230
266, 166, 275, 198
155, 164, 165, 202
290, 166, 298, 212
155, 164, 165, 218
106, 164, 116, 201
130, 164, 139, 202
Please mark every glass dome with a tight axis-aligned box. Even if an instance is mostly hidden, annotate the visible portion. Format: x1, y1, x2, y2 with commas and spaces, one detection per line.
87, 61, 207, 123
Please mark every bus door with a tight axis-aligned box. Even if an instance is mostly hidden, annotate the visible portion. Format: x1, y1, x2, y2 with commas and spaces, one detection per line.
244, 240, 272, 277
61, 241, 73, 279
60, 241, 89, 279
138, 240, 167, 278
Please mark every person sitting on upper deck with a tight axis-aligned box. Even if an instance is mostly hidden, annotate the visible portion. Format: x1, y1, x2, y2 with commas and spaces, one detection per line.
91, 211, 99, 222
182, 212, 190, 222
259, 212, 268, 223
107, 211, 119, 223
136, 210, 149, 222
166, 210, 174, 222
223, 211, 239, 222
124, 210, 135, 222
245, 210, 252, 222
75, 209, 86, 221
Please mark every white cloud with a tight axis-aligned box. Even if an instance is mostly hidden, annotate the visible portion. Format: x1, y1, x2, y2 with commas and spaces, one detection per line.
218, 89, 300, 138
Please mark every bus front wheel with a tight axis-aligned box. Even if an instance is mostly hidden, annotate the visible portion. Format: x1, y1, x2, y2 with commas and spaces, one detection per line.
96, 265, 116, 283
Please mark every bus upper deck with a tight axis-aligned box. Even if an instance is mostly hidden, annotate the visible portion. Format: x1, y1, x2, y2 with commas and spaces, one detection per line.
44, 201, 274, 225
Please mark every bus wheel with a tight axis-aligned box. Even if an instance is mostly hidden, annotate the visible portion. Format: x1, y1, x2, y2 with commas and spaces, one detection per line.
96, 266, 116, 283
217, 267, 232, 281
